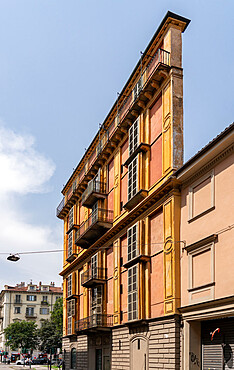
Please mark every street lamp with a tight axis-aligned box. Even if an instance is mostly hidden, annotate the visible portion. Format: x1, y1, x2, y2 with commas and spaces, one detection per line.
7, 254, 20, 262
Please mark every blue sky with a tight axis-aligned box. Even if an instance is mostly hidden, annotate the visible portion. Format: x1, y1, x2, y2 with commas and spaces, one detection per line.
0, 0, 233, 289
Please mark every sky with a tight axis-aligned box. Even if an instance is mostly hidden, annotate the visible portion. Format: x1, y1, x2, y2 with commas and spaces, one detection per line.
0, 0, 233, 290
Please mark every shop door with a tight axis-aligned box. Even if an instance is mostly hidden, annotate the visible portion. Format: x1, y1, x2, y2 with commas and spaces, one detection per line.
202, 318, 234, 369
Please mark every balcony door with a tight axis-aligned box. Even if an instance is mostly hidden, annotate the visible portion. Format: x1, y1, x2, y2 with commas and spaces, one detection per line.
91, 253, 98, 279
91, 286, 102, 326
92, 202, 98, 224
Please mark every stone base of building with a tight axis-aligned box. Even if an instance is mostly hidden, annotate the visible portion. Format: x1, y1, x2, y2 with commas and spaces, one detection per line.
62, 314, 181, 370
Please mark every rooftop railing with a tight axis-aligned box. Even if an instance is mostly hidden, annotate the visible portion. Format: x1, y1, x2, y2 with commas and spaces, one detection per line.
57, 48, 170, 218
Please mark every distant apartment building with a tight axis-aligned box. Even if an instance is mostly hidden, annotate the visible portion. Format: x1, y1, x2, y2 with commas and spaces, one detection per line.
57, 11, 190, 370
0, 281, 62, 352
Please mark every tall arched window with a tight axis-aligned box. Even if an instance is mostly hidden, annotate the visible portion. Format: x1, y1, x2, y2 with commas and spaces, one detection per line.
71, 348, 76, 369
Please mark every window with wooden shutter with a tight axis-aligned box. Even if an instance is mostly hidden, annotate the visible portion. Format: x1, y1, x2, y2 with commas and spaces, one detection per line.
67, 274, 72, 297
129, 118, 139, 157
68, 232, 73, 258
68, 207, 74, 230
128, 265, 138, 321
127, 224, 138, 261
128, 157, 138, 201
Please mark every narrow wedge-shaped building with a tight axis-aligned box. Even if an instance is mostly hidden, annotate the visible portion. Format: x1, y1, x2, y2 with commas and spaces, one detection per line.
57, 11, 190, 370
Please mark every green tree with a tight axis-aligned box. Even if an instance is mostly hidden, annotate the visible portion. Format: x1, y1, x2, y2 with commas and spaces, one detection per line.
38, 297, 63, 351
4, 321, 38, 350
51, 297, 63, 337
38, 320, 61, 352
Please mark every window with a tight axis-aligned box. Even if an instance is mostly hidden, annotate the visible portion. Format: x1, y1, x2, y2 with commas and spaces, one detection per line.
27, 295, 37, 301
67, 316, 72, 335
67, 275, 72, 297
129, 118, 139, 156
128, 265, 138, 321
92, 202, 98, 224
14, 307, 21, 314
71, 348, 76, 369
91, 253, 98, 278
40, 308, 49, 315
15, 294, 21, 303
68, 232, 73, 258
26, 307, 35, 316
127, 224, 138, 261
42, 296, 48, 302
91, 286, 102, 315
29, 285, 35, 290
68, 207, 74, 230
133, 77, 142, 101
67, 299, 75, 335
67, 299, 75, 317
128, 157, 138, 201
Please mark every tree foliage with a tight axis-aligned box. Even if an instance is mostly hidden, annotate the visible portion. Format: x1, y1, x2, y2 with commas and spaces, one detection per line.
50, 297, 63, 337
4, 321, 38, 350
38, 297, 63, 351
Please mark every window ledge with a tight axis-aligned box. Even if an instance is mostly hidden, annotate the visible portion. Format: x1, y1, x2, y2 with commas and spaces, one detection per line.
123, 189, 148, 211
188, 206, 215, 223
123, 143, 150, 167
123, 255, 150, 268
188, 282, 215, 292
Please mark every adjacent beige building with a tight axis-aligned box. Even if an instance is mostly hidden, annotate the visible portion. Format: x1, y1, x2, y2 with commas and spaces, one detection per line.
0, 281, 62, 353
177, 123, 234, 369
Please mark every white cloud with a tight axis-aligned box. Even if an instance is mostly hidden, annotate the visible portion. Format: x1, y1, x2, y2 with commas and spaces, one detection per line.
0, 122, 62, 289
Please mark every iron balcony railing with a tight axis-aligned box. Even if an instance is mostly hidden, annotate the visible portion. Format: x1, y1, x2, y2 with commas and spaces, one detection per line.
56, 197, 65, 217
81, 180, 107, 206
75, 314, 113, 332
75, 209, 113, 243
56, 48, 170, 218
81, 267, 107, 286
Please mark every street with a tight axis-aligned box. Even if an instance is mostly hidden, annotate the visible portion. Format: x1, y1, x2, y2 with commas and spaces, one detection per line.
0, 364, 52, 370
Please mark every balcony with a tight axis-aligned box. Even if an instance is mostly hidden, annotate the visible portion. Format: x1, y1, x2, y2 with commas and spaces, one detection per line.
41, 300, 49, 305
56, 49, 170, 220
25, 313, 37, 319
75, 314, 113, 333
81, 180, 107, 208
75, 209, 113, 248
81, 267, 107, 288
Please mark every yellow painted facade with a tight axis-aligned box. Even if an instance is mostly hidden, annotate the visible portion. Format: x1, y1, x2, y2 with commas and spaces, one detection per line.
57, 11, 190, 369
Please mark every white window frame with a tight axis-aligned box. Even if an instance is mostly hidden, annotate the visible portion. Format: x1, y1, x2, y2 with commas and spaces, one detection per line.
91, 253, 98, 279
128, 157, 138, 201
67, 274, 72, 297
128, 265, 138, 321
129, 118, 139, 157
133, 76, 143, 101
127, 223, 138, 261
68, 231, 73, 258
26, 307, 35, 316
68, 207, 74, 230
40, 307, 49, 315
